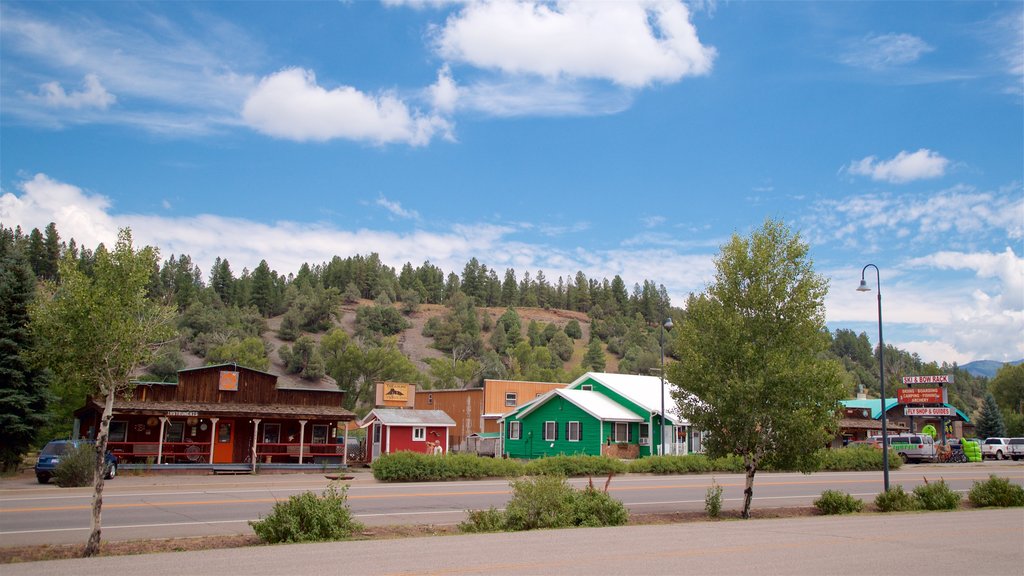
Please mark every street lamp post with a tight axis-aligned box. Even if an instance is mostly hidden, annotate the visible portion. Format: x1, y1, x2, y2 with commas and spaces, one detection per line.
858, 264, 890, 493
660, 317, 674, 456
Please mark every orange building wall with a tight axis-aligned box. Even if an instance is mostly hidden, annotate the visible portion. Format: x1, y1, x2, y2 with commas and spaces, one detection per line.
414, 389, 484, 448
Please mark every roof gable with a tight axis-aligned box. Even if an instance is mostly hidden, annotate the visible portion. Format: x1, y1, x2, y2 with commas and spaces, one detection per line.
569, 372, 688, 425
360, 408, 456, 427
516, 389, 644, 422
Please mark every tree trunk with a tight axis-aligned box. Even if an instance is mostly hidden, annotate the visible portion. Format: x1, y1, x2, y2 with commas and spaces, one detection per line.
83, 387, 114, 557
741, 455, 757, 519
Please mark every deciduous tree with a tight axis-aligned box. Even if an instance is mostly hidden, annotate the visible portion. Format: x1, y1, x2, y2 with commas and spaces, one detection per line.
668, 219, 843, 519
29, 229, 175, 556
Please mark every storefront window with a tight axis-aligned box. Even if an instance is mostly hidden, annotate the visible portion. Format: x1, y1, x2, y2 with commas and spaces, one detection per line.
165, 421, 184, 443
312, 424, 329, 444
263, 423, 281, 444
109, 421, 128, 442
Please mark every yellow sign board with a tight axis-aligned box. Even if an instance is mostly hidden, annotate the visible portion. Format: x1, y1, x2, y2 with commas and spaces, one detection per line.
382, 382, 409, 403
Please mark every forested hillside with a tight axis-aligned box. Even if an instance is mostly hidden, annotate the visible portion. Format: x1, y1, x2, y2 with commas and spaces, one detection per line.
1, 222, 1007, 434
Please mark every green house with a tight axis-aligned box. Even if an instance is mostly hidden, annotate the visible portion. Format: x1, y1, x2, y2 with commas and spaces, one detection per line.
500, 372, 695, 459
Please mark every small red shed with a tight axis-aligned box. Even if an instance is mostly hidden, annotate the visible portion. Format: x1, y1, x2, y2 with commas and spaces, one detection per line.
360, 409, 456, 462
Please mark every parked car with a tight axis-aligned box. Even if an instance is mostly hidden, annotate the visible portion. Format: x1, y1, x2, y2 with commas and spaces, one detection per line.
881, 434, 937, 463
981, 437, 1012, 460
1007, 438, 1024, 461
34, 439, 119, 484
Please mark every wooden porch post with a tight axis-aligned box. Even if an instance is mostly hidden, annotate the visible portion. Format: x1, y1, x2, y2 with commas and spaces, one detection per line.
157, 417, 168, 464
298, 420, 307, 464
208, 418, 219, 464
251, 419, 261, 473
343, 423, 349, 466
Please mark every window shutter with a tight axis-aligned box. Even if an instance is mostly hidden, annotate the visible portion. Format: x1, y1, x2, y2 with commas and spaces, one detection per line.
579, 422, 583, 441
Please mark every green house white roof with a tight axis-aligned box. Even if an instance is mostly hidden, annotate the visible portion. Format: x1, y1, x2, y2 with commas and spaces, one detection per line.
516, 389, 645, 423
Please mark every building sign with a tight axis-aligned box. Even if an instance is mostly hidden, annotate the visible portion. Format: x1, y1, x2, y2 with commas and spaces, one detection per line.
905, 407, 954, 417
219, 370, 239, 391
168, 411, 199, 417
897, 387, 944, 404
383, 382, 409, 403
902, 375, 953, 385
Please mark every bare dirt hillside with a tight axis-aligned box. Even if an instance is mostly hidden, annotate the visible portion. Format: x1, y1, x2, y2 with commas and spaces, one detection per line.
255, 302, 613, 375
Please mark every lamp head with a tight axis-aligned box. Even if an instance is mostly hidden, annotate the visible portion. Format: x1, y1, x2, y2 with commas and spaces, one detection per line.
856, 279, 871, 292
664, 317, 674, 330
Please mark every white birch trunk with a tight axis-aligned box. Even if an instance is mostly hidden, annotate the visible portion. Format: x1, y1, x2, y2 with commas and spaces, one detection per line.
83, 387, 114, 557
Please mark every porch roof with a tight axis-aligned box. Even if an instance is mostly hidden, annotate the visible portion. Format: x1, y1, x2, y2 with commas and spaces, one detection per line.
79, 399, 356, 421
516, 389, 645, 423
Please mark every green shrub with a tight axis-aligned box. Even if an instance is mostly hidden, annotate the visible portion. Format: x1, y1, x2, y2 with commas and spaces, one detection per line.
444, 453, 522, 479
814, 490, 864, 514
628, 454, 713, 474
709, 454, 744, 472
968, 475, 1024, 508
570, 484, 629, 527
458, 507, 506, 533
461, 475, 628, 533
820, 445, 903, 472
53, 443, 95, 487
502, 475, 577, 530
705, 479, 724, 518
250, 484, 363, 543
522, 454, 627, 477
874, 485, 918, 512
913, 478, 961, 511
371, 451, 452, 481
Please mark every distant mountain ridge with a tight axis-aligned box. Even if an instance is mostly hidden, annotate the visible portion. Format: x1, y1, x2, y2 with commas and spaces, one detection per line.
960, 359, 1024, 379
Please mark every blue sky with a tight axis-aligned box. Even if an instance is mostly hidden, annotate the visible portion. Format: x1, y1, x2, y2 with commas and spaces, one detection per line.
1, 1, 1022, 365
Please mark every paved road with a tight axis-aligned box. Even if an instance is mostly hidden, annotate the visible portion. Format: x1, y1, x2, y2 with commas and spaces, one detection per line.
6, 459, 1024, 545
5, 508, 1022, 575
1, 463, 1021, 547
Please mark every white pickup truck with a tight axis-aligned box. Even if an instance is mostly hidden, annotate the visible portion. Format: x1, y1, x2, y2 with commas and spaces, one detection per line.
1007, 438, 1024, 461
981, 437, 1012, 460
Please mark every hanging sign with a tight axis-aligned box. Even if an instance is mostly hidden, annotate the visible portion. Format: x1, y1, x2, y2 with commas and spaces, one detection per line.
905, 407, 954, 417
902, 375, 953, 385
897, 388, 943, 404
219, 370, 239, 391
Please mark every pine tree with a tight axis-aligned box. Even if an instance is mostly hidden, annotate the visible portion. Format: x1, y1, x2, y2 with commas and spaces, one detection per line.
975, 393, 1007, 438
583, 339, 606, 371
0, 228, 51, 472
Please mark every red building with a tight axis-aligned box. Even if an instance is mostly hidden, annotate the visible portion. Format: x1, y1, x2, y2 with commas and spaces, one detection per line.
359, 409, 456, 462
73, 364, 356, 466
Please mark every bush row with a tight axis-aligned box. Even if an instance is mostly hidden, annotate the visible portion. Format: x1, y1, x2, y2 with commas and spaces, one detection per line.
817, 475, 1024, 515
371, 446, 898, 482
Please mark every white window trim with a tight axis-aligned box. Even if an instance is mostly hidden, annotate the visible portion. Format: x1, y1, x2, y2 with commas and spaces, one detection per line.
509, 421, 521, 440
505, 392, 518, 407
544, 421, 557, 442
567, 421, 580, 442
614, 422, 630, 443
412, 427, 426, 441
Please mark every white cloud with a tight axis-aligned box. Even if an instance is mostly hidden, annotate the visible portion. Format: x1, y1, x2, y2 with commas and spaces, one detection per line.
845, 149, 950, 183
429, 65, 460, 113
907, 247, 1024, 314
0, 174, 714, 304
841, 33, 934, 69
36, 74, 116, 110
433, 0, 715, 88
1, 7, 257, 133
807, 184, 1023, 249
376, 194, 421, 221
242, 68, 451, 145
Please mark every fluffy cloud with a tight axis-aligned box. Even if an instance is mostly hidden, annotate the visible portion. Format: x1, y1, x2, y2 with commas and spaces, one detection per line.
0, 174, 715, 305
841, 33, 934, 69
433, 0, 715, 88
807, 184, 1023, 248
376, 194, 421, 221
429, 65, 460, 113
36, 74, 116, 110
1, 7, 256, 132
845, 149, 950, 183
242, 68, 451, 145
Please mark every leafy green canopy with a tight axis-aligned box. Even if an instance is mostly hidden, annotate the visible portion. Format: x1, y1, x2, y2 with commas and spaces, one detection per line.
668, 219, 844, 518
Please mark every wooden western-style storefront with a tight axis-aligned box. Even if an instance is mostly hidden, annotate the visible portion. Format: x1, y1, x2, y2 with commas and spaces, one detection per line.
73, 364, 356, 466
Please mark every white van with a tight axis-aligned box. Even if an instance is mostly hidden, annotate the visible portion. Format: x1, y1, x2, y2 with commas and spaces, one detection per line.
880, 434, 938, 463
